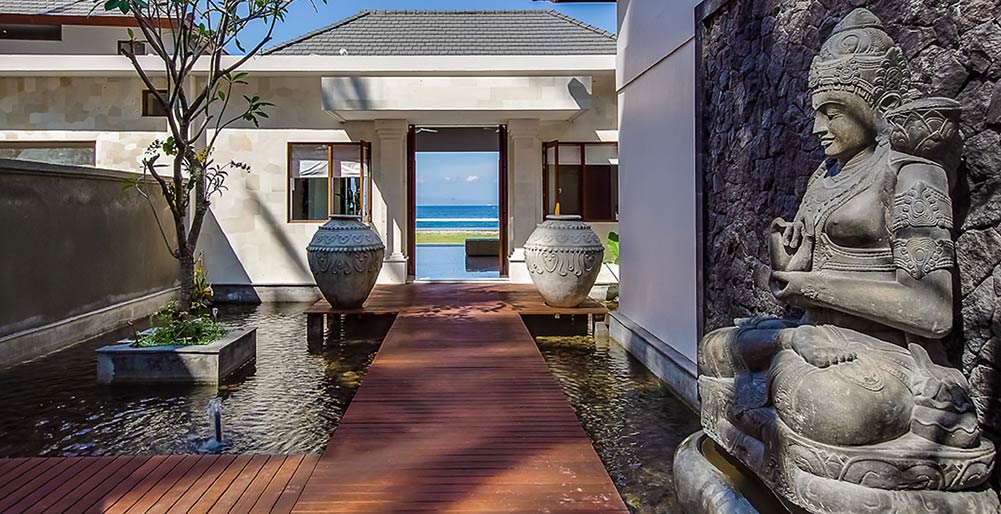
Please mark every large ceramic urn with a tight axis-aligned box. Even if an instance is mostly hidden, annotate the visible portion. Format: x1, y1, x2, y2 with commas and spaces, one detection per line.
524, 215, 604, 308
307, 215, 385, 309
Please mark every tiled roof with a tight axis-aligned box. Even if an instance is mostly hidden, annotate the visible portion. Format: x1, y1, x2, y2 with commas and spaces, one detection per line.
0, 0, 126, 17
265, 10, 617, 56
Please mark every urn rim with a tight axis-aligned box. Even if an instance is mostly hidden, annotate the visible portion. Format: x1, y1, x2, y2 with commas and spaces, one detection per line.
545, 215, 583, 221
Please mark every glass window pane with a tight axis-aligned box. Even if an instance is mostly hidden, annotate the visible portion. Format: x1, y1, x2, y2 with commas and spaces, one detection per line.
545, 145, 557, 215
557, 144, 581, 165
585, 144, 618, 165
557, 164, 581, 215
0, 142, 95, 166
584, 165, 614, 221
330, 144, 362, 216
290, 144, 329, 221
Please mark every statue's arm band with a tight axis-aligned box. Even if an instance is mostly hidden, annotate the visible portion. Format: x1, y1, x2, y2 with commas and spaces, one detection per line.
892, 238, 955, 280
891, 181, 953, 232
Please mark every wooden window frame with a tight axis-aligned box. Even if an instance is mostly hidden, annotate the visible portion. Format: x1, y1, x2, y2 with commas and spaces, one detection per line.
118, 40, 146, 56
141, 89, 168, 117
542, 141, 618, 223
286, 141, 372, 224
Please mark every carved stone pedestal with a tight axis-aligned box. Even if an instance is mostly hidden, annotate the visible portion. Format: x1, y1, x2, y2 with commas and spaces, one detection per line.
674, 431, 801, 514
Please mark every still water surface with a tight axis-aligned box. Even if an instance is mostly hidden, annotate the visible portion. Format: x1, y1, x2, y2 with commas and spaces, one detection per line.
536, 328, 701, 514
0, 303, 382, 457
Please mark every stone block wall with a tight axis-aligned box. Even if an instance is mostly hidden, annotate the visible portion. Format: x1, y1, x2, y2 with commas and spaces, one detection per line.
700, 0, 1001, 429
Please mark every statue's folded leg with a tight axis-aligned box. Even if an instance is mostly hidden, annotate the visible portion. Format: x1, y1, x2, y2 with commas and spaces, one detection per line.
699, 320, 797, 378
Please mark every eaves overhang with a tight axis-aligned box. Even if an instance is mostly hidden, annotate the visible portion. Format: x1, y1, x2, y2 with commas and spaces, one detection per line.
0, 54, 616, 77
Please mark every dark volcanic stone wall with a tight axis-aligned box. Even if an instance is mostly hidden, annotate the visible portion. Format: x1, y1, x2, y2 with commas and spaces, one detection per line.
701, 0, 1001, 429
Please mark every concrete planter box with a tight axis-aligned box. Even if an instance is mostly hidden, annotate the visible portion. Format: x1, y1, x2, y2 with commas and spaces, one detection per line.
96, 328, 256, 385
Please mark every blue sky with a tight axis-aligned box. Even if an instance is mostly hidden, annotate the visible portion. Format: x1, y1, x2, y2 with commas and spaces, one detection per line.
416, 153, 498, 206
231, 0, 616, 54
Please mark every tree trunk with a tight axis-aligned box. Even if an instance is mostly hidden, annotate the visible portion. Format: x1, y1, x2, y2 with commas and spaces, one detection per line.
178, 247, 196, 312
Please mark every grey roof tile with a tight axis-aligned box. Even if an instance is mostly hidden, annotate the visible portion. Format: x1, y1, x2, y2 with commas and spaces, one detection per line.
265, 10, 616, 56
0, 0, 126, 17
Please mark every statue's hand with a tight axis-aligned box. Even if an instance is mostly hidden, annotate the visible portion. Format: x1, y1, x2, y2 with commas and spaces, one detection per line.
772, 270, 823, 308
792, 337, 857, 368
782, 220, 806, 249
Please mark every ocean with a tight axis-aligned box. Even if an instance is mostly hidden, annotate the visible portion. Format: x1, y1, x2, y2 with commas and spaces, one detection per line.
416, 205, 499, 231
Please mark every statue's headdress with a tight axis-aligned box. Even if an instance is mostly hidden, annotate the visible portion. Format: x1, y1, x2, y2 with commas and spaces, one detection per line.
809, 9, 911, 114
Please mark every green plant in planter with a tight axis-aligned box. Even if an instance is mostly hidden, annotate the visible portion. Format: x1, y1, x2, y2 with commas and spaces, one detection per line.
136, 301, 226, 347
605, 232, 620, 265
191, 253, 214, 311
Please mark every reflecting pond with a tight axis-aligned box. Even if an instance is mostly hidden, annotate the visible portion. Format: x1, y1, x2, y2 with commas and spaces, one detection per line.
536, 325, 701, 514
0, 303, 384, 457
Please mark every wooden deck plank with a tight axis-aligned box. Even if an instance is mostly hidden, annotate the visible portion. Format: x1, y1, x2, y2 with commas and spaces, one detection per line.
145, 454, 220, 514
0, 457, 87, 512
0, 458, 63, 505
304, 283, 607, 316
228, 455, 288, 513
208, 454, 271, 513
19, 457, 117, 514
292, 303, 626, 514
247, 455, 304, 514
0, 458, 30, 484
185, 454, 254, 514
270, 454, 320, 514
163, 454, 239, 514
48, 455, 140, 514
123, 454, 203, 514
103, 454, 185, 514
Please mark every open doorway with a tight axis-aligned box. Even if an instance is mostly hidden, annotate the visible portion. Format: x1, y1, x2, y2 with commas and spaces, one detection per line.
407, 126, 507, 281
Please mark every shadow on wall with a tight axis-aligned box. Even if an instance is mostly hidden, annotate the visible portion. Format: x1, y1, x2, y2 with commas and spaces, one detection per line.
200, 188, 313, 302
200, 208, 253, 285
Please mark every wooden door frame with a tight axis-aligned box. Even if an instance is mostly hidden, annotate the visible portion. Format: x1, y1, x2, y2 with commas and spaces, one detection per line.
407, 125, 417, 278
498, 124, 509, 277
407, 124, 509, 279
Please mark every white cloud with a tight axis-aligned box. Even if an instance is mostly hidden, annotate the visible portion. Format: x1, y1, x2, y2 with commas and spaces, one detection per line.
465, 175, 480, 183
443, 176, 453, 182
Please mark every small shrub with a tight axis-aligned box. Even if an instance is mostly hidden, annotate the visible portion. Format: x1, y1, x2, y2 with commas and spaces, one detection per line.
191, 253, 214, 311
136, 302, 226, 347
605, 232, 620, 265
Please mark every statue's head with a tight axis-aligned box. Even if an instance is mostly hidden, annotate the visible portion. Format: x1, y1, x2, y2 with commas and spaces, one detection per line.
809, 9, 911, 162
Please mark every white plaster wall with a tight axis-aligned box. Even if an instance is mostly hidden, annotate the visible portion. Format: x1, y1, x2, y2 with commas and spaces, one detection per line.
617, 0, 701, 363
0, 25, 172, 55
507, 72, 619, 283
203, 127, 375, 285
0, 76, 167, 171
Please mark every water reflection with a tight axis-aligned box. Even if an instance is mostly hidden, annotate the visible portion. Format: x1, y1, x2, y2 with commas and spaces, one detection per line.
536, 325, 701, 514
0, 303, 382, 457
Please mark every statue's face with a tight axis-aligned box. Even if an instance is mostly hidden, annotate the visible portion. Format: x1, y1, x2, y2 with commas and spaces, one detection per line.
812, 91, 876, 163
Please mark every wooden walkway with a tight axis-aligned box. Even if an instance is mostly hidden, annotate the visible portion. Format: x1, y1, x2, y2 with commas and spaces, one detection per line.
0, 454, 318, 514
0, 284, 626, 513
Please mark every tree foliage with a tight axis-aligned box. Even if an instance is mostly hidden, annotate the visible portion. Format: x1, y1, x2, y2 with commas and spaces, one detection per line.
101, 0, 321, 311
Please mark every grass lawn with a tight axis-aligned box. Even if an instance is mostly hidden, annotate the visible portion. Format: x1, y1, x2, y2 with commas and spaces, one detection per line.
415, 231, 499, 245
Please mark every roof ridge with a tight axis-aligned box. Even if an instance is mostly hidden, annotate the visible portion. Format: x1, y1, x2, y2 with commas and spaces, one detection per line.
545, 10, 617, 41
263, 10, 371, 55
360, 10, 553, 14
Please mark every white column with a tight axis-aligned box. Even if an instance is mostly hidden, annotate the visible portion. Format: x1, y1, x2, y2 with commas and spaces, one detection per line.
373, 119, 409, 284
505, 119, 542, 284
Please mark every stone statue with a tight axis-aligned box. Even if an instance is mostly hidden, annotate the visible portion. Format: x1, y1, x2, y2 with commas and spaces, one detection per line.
692, 9, 999, 513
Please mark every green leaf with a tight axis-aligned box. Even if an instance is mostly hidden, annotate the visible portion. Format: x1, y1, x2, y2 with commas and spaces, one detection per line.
127, 27, 135, 40
217, 90, 225, 100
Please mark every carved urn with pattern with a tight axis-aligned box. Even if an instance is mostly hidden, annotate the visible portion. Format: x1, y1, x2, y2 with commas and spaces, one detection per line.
524, 215, 604, 308
307, 215, 385, 309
